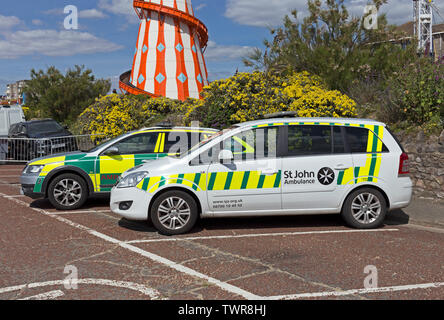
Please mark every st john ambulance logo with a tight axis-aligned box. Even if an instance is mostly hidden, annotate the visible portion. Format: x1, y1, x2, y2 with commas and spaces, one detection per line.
317, 167, 335, 185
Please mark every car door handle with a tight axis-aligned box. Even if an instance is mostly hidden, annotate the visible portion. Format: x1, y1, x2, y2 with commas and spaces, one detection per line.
261, 168, 278, 175
334, 164, 350, 170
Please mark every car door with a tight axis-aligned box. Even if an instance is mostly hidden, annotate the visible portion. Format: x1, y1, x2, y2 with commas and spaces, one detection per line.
206, 126, 283, 213
95, 132, 159, 192
281, 124, 354, 211
344, 125, 389, 185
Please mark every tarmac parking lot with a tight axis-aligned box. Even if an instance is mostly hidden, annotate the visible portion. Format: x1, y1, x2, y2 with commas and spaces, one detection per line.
0, 165, 443, 300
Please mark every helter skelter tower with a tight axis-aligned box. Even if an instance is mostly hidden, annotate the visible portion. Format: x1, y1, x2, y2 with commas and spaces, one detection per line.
119, 0, 209, 100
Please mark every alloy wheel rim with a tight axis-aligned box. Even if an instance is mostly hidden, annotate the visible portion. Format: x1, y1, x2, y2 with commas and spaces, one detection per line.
351, 192, 381, 224
157, 197, 191, 230
53, 179, 82, 207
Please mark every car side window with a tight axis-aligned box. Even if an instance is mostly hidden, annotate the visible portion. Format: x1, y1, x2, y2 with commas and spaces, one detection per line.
333, 126, 346, 154
345, 127, 388, 153
287, 125, 331, 156
222, 127, 278, 161
112, 133, 158, 154
163, 131, 194, 155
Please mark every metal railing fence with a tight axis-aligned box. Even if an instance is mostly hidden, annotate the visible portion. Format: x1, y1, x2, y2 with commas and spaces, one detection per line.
0, 134, 109, 163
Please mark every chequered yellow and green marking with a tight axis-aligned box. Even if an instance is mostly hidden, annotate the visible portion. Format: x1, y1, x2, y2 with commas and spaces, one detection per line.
30, 154, 96, 193
136, 170, 282, 193
337, 125, 384, 185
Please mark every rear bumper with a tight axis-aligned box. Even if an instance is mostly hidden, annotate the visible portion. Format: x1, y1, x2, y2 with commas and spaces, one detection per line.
389, 177, 413, 210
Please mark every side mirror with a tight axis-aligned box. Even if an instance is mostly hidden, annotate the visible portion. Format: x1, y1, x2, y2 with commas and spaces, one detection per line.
104, 146, 120, 156
218, 150, 234, 162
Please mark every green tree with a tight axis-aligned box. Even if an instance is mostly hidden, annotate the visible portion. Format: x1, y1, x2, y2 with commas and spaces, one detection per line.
244, 0, 417, 92
23, 65, 110, 125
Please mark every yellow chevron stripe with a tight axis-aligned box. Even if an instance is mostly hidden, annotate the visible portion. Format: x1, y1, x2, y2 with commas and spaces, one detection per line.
229, 172, 245, 190
262, 174, 277, 188
246, 171, 260, 189
212, 172, 228, 191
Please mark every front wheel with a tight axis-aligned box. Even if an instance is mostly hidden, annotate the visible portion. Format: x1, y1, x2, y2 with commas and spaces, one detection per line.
150, 191, 198, 235
48, 173, 88, 210
341, 188, 387, 229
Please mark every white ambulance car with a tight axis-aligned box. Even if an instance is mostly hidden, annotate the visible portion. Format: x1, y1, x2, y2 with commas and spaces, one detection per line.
110, 117, 412, 235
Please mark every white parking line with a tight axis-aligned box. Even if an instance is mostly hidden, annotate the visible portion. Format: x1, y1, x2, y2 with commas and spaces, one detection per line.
267, 282, 444, 300
126, 229, 399, 244
4, 195, 25, 198
49, 209, 112, 215
0, 279, 160, 299
0, 193, 259, 300
0, 192, 441, 300
19, 290, 65, 300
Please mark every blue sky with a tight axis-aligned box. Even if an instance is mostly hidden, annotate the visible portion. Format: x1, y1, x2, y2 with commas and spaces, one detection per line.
1, 0, 443, 94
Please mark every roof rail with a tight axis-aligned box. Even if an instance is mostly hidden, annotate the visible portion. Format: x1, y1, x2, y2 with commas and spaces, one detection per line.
155, 121, 174, 128
264, 111, 298, 119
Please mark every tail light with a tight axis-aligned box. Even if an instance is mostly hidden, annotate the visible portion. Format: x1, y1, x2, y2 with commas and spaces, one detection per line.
398, 152, 409, 176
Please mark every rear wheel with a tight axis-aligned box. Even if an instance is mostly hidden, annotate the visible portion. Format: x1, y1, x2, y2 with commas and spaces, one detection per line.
150, 191, 198, 236
48, 173, 88, 210
341, 188, 387, 229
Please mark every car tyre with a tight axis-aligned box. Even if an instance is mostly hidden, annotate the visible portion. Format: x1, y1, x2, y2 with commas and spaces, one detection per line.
150, 190, 198, 236
341, 188, 387, 229
48, 173, 88, 210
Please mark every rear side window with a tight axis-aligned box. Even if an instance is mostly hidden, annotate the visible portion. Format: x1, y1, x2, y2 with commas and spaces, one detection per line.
164, 132, 193, 154
345, 127, 388, 153
288, 125, 331, 156
287, 125, 350, 156
113, 133, 158, 154
333, 126, 346, 153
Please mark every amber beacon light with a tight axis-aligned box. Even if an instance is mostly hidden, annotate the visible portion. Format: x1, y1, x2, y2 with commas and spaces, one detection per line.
119, 0, 209, 100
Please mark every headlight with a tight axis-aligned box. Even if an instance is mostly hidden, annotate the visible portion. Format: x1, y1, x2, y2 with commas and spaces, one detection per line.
116, 171, 149, 188
24, 165, 44, 174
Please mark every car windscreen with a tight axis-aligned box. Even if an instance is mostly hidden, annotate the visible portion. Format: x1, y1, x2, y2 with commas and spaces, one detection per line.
28, 121, 63, 134
84, 133, 130, 153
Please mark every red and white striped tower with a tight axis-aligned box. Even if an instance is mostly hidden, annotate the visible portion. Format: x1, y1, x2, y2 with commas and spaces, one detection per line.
119, 0, 209, 100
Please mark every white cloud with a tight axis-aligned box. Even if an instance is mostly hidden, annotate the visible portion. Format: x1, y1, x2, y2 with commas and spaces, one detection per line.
79, 9, 108, 19
225, 0, 444, 28
98, 0, 138, 22
0, 14, 22, 29
32, 19, 44, 26
44, 7, 107, 19
195, 4, 207, 11
205, 40, 253, 62
0, 30, 123, 59
225, 0, 305, 27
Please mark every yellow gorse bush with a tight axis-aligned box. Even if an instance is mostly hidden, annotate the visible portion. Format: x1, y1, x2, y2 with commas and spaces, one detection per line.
185, 71, 357, 129
77, 94, 187, 138
77, 71, 357, 134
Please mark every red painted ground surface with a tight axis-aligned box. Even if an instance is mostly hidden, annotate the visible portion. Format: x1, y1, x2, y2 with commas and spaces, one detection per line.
0, 165, 443, 300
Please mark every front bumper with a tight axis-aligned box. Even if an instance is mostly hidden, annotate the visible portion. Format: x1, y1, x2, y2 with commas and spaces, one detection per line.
110, 186, 153, 221
20, 173, 44, 199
